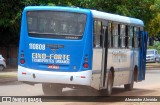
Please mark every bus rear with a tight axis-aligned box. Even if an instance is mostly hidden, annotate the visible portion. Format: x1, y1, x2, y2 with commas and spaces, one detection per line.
18, 6, 93, 87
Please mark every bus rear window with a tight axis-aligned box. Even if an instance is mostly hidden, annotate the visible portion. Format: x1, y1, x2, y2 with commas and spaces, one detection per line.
27, 11, 87, 40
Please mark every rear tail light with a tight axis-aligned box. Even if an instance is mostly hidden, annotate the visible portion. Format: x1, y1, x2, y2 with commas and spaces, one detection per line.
83, 54, 89, 68
22, 72, 27, 75
80, 76, 86, 78
83, 63, 88, 68
20, 50, 25, 64
20, 59, 25, 64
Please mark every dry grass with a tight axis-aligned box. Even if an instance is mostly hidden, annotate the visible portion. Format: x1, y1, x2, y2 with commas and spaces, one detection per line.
146, 63, 160, 68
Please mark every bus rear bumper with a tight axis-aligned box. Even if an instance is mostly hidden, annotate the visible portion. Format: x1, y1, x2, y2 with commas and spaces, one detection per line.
18, 66, 92, 86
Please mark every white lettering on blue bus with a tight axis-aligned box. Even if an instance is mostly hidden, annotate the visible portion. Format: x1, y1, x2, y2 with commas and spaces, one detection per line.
31, 53, 70, 64
29, 43, 45, 50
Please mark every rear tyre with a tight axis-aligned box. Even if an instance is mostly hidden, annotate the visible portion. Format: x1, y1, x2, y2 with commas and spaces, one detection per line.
100, 71, 113, 96
42, 83, 63, 96
124, 72, 134, 91
106, 71, 113, 96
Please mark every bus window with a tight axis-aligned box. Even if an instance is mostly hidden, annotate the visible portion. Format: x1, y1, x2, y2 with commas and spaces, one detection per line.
128, 26, 134, 48
108, 22, 112, 48
39, 18, 49, 32
125, 26, 129, 48
27, 11, 87, 39
134, 27, 140, 48
138, 27, 144, 47
112, 23, 118, 48
94, 20, 102, 48
120, 24, 126, 48
27, 16, 38, 32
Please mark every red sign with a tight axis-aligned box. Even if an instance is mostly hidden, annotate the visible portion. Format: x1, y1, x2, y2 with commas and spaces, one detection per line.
48, 65, 59, 69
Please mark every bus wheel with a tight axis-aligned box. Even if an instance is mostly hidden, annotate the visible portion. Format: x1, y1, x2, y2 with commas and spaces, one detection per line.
42, 83, 62, 96
99, 71, 113, 96
106, 71, 113, 96
124, 72, 134, 91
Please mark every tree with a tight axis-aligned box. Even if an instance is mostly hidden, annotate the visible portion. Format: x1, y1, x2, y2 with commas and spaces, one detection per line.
0, 0, 160, 47
0, 0, 24, 46
147, 0, 160, 36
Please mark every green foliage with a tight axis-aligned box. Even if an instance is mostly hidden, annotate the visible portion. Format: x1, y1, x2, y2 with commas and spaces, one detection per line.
0, 0, 160, 46
148, 14, 160, 36
0, 0, 24, 46
147, 0, 160, 36
148, 42, 160, 53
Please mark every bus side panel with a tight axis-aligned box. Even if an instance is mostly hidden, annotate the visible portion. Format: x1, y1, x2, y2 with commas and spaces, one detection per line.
91, 48, 103, 90
107, 49, 133, 86
18, 10, 28, 65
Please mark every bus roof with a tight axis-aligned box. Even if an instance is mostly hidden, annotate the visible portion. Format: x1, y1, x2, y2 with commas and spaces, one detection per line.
24, 6, 91, 14
91, 10, 144, 26
24, 6, 144, 27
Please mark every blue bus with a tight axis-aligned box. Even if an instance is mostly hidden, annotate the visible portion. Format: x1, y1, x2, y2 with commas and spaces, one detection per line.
18, 6, 148, 96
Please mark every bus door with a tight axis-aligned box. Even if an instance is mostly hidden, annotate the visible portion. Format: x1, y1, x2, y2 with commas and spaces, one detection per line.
138, 31, 148, 81
91, 20, 108, 90
101, 21, 109, 89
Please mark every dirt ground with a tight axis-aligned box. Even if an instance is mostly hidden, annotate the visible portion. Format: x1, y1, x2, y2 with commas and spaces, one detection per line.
0, 66, 160, 105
